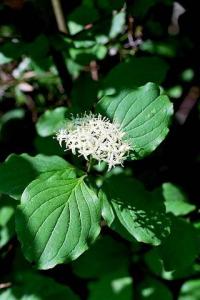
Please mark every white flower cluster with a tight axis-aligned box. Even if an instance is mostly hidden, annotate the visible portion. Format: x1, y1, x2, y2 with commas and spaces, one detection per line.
56, 113, 131, 170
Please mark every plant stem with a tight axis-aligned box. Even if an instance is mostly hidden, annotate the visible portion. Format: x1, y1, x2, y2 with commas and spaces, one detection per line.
51, 0, 68, 34
50, 0, 72, 104
86, 157, 94, 173
51, 49, 72, 106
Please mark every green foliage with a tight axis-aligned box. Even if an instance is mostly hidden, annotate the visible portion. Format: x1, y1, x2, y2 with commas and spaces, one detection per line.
145, 217, 199, 276
0, 272, 79, 300
109, 11, 126, 39
0, 109, 25, 134
178, 279, 200, 300
131, 0, 163, 18
88, 271, 133, 300
101, 175, 170, 245
0, 35, 49, 66
97, 82, 173, 158
162, 182, 196, 216
70, 74, 99, 112
16, 174, 101, 269
68, 4, 99, 35
0, 0, 199, 298
69, 44, 107, 65
101, 57, 169, 94
34, 136, 64, 156
0, 195, 16, 247
0, 154, 73, 199
71, 235, 130, 278
36, 107, 68, 137
137, 277, 173, 300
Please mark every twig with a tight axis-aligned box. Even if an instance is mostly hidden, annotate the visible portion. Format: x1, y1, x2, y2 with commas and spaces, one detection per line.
51, 49, 72, 106
51, 0, 68, 34
175, 86, 200, 124
50, 0, 72, 104
90, 60, 99, 81
0, 282, 12, 289
86, 157, 94, 173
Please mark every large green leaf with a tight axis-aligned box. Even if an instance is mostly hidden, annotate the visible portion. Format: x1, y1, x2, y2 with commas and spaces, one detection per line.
16, 175, 101, 269
0, 271, 79, 300
145, 216, 199, 275
88, 271, 133, 300
178, 279, 200, 300
137, 277, 173, 300
162, 182, 196, 216
157, 217, 199, 271
71, 235, 130, 279
36, 107, 68, 137
102, 175, 170, 245
0, 195, 16, 248
144, 250, 199, 281
0, 154, 75, 199
99, 189, 137, 242
97, 82, 173, 158
101, 57, 169, 94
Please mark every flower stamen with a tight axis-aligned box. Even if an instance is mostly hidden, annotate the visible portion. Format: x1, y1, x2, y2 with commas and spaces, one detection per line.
56, 112, 131, 170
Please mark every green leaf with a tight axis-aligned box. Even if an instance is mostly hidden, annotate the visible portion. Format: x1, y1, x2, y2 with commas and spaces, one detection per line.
144, 249, 199, 281
97, 82, 173, 158
88, 271, 133, 300
69, 44, 107, 65
100, 184, 140, 242
162, 183, 196, 216
137, 277, 173, 300
26, 35, 49, 61
68, 5, 99, 35
145, 216, 199, 274
0, 271, 80, 300
99, 189, 115, 226
34, 136, 64, 156
0, 196, 15, 227
178, 279, 200, 300
71, 235, 129, 278
131, 0, 160, 18
101, 57, 169, 94
0, 35, 49, 66
140, 40, 177, 58
0, 41, 25, 65
0, 154, 75, 199
66, 58, 83, 79
0, 195, 16, 248
36, 107, 68, 137
111, 217, 138, 243
96, 0, 124, 12
102, 175, 170, 245
16, 175, 101, 269
109, 11, 126, 39
0, 109, 25, 133
70, 75, 99, 113
157, 217, 199, 271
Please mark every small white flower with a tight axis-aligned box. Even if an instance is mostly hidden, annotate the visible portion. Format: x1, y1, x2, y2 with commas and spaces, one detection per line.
56, 112, 131, 170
